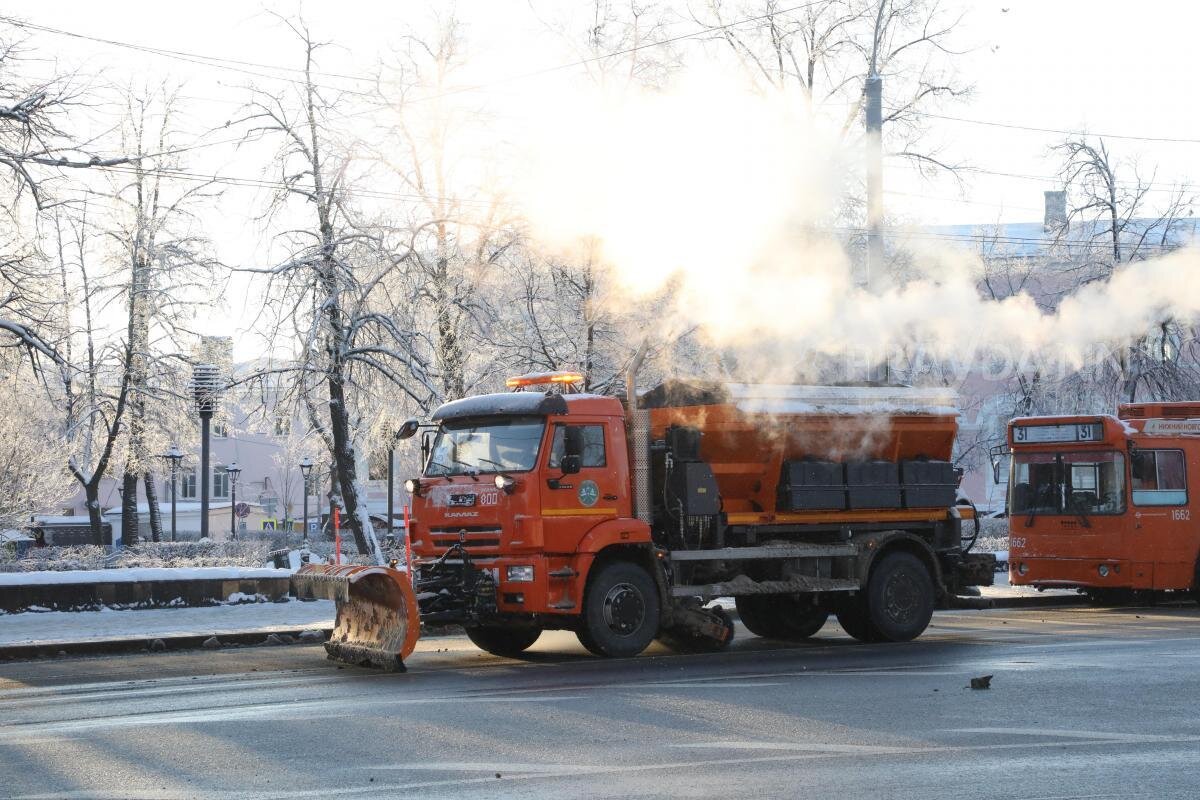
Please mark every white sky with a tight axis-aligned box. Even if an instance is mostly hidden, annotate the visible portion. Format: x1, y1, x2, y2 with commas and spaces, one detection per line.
3, 0, 1197, 356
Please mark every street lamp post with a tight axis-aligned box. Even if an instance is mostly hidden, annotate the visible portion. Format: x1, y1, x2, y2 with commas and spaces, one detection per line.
159, 445, 184, 542
191, 364, 221, 541
226, 462, 242, 540
298, 456, 313, 548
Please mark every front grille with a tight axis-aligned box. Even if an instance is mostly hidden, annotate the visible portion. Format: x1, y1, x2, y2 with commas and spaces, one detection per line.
431, 536, 501, 549
427, 527, 503, 553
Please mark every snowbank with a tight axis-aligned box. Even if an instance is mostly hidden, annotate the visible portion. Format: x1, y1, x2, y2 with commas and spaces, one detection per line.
0, 567, 292, 587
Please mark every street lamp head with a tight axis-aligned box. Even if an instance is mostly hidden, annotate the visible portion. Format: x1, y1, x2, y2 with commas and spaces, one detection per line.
160, 444, 184, 468
191, 363, 222, 418
225, 462, 242, 484
298, 456, 314, 479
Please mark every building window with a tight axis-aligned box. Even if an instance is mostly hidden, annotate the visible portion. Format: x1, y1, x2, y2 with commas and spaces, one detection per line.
213, 421, 229, 438
213, 468, 230, 499
180, 468, 197, 499
274, 415, 291, 436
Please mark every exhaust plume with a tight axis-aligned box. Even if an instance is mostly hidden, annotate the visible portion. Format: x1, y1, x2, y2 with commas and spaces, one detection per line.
512, 71, 1198, 374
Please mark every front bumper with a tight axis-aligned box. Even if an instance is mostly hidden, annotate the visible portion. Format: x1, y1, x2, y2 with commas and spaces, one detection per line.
414, 550, 583, 625
1009, 556, 1134, 589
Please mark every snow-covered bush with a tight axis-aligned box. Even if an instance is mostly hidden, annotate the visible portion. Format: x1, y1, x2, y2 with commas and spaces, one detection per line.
0, 541, 274, 572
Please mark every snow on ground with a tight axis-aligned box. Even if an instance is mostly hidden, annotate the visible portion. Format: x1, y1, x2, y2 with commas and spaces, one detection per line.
0, 567, 292, 586
0, 599, 336, 647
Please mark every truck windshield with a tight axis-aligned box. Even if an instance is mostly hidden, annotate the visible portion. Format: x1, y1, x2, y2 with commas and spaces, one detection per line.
426, 416, 546, 476
1009, 451, 1126, 516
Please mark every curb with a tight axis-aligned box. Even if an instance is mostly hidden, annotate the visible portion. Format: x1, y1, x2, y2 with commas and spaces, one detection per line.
0, 623, 465, 662
979, 594, 1086, 610
0, 626, 334, 662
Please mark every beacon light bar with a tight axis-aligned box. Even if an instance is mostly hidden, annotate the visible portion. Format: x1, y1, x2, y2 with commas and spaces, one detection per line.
506, 371, 585, 389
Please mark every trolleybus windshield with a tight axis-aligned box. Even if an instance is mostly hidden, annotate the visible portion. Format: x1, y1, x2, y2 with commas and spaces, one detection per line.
1010, 450, 1126, 516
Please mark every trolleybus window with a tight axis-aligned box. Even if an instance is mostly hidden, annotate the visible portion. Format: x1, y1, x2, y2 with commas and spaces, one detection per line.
1010, 451, 1126, 516
1131, 449, 1187, 506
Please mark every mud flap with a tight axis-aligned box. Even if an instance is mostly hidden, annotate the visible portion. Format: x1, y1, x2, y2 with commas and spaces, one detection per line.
292, 564, 420, 671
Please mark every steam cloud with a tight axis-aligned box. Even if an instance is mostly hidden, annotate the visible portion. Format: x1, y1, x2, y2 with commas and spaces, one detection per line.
513, 70, 1199, 372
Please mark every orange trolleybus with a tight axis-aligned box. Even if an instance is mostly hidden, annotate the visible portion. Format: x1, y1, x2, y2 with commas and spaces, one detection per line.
1006, 402, 1200, 602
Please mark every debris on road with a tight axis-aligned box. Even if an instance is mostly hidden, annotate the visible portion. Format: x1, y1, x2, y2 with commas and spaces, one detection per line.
969, 674, 993, 690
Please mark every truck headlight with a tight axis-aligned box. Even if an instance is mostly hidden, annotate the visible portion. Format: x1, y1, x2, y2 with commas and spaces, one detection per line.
404, 478, 422, 497
506, 565, 534, 582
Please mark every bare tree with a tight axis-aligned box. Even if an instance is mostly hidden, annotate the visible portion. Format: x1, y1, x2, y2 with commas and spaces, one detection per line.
1054, 136, 1197, 402
238, 17, 438, 558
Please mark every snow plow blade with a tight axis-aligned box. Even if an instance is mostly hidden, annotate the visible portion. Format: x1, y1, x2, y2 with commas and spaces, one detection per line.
291, 564, 420, 671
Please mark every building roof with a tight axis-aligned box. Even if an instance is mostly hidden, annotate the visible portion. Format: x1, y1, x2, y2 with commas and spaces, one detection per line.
923, 218, 1200, 258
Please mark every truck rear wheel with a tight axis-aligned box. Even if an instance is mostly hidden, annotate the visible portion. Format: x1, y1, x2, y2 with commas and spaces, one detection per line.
580, 560, 660, 658
464, 625, 542, 657
835, 600, 880, 642
735, 595, 827, 640
865, 551, 934, 642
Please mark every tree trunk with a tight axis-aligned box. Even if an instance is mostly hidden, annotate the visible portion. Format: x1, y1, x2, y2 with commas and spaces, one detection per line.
143, 472, 163, 542
320, 258, 372, 556
121, 470, 139, 546
85, 485, 105, 546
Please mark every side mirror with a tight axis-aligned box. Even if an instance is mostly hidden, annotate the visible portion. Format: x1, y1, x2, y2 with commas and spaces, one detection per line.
395, 418, 420, 441
561, 454, 582, 475
564, 426, 584, 458
992, 460, 1002, 485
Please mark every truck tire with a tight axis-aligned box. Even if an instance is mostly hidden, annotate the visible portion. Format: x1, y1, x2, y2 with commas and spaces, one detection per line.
734, 595, 780, 638
735, 595, 827, 640
835, 600, 880, 642
864, 551, 934, 642
580, 560, 660, 658
464, 625, 542, 657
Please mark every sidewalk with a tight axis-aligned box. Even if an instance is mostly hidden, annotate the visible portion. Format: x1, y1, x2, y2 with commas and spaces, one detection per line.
0, 599, 336, 654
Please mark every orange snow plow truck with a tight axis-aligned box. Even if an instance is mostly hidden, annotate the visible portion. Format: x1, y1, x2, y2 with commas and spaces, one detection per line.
293, 368, 994, 670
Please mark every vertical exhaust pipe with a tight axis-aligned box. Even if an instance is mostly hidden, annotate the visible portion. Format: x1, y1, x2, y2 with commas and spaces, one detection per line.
626, 341, 652, 524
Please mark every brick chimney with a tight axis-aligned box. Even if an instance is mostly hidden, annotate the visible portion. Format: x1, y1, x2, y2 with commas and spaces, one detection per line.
1043, 190, 1067, 233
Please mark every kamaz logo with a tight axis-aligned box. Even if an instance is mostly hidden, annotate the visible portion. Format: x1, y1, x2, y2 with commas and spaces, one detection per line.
448, 494, 477, 507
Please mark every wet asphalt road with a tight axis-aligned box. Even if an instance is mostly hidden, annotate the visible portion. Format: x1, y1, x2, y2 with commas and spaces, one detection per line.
1, 605, 1199, 799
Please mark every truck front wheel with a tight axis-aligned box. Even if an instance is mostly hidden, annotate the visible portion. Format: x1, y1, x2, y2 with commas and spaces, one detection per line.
579, 560, 660, 658
865, 551, 935, 642
464, 625, 543, 657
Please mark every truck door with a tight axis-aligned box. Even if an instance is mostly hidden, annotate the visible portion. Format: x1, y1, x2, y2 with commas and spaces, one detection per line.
540, 420, 620, 552
1130, 447, 1194, 589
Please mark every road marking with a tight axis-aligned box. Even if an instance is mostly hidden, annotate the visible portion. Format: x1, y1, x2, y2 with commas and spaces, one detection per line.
671, 740, 919, 755
948, 727, 1179, 742
0, 694, 588, 739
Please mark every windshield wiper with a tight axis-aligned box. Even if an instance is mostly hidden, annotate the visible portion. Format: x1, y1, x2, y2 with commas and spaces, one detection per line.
425, 460, 455, 481
1067, 496, 1093, 529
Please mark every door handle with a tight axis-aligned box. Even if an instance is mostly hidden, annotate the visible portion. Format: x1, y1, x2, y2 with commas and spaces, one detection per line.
603, 494, 618, 501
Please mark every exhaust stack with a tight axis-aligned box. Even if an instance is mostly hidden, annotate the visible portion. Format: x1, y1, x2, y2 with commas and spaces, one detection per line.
626, 342, 652, 524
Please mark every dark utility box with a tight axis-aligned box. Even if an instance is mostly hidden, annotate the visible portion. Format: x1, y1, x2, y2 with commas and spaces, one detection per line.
845, 461, 902, 509
780, 461, 847, 511
668, 461, 721, 516
900, 460, 958, 508
666, 425, 703, 461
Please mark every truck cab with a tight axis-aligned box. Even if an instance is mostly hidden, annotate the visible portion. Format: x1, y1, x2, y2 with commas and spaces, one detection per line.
407, 389, 651, 634
1007, 404, 1200, 599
